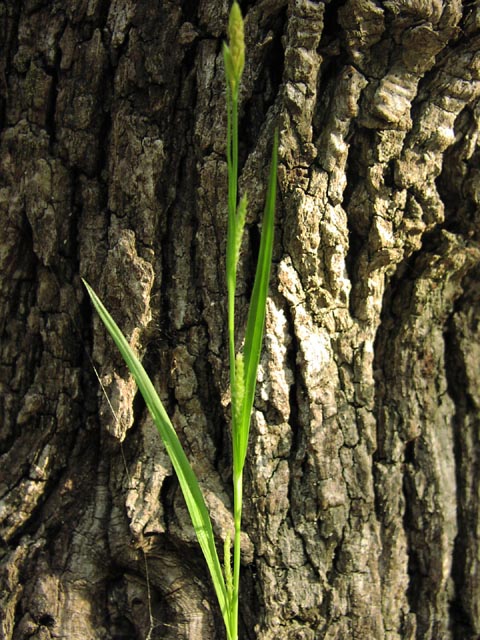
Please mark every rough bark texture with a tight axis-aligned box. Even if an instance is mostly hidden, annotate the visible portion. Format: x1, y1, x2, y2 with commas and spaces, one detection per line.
1, 1, 479, 639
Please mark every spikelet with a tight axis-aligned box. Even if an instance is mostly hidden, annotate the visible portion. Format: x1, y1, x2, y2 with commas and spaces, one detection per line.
234, 193, 247, 269
224, 2, 245, 95
228, 3, 244, 83
232, 351, 245, 428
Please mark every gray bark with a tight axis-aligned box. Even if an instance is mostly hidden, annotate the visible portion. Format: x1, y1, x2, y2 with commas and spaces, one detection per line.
1, 1, 479, 638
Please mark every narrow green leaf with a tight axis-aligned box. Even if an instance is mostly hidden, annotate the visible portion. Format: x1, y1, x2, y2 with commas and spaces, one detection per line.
82, 279, 231, 637
235, 129, 278, 473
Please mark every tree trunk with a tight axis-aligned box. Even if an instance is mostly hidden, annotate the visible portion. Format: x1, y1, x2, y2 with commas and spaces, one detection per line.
1, 1, 479, 638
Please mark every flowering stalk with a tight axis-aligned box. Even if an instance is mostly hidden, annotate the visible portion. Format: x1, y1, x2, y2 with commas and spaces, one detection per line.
83, 3, 277, 639
224, 3, 278, 638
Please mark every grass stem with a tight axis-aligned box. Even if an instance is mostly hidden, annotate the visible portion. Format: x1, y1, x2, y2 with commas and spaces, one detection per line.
232, 469, 243, 640
83, 4, 277, 639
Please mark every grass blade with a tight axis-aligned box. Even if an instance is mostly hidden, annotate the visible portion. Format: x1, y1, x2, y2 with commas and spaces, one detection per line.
235, 129, 278, 473
82, 279, 231, 636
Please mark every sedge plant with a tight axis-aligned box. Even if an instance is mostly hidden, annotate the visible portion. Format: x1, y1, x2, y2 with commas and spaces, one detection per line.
83, 3, 277, 639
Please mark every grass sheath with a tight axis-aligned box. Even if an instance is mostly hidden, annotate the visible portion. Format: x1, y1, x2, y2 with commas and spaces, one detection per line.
83, 4, 277, 639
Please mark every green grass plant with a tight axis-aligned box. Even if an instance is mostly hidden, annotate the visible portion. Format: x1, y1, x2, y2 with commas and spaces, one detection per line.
83, 4, 277, 638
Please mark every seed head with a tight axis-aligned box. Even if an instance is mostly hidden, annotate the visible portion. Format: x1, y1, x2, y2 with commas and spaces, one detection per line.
234, 193, 248, 269
225, 2, 245, 94
232, 351, 245, 428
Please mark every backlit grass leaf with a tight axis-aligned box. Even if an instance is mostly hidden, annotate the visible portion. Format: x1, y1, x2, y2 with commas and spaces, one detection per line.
81, 279, 231, 638
235, 129, 278, 474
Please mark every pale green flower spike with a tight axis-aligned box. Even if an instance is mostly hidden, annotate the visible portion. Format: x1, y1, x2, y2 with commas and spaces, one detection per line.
228, 2, 245, 87
232, 351, 245, 428
234, 193, 248, 269
83, 2, 277, 638
224, 1, 245, 95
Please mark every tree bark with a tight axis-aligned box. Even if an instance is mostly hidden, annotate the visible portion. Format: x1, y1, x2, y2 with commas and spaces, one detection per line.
1, 1, 479, 638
